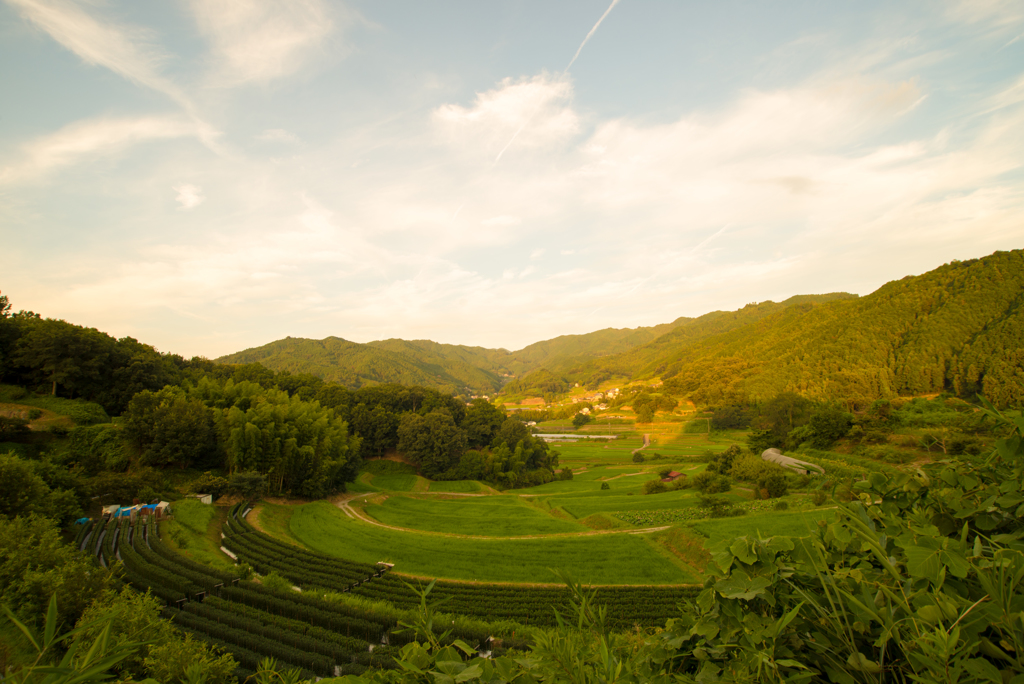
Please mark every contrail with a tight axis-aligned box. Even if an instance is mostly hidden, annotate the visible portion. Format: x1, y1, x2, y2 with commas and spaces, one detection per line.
565, 0, 621, 73
494, 0, 622, 163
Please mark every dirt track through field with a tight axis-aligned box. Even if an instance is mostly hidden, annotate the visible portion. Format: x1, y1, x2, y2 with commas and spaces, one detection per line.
332, 494, 670, 541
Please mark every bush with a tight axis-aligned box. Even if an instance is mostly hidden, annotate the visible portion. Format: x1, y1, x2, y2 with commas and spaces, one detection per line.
558, 468, 573, 481
187, 472, 230, 498
600, 482, 610, 490
691, 471, 731, 494
758, 472, 787, 498
261, 572, 294, 593
811, 490, 828, 506
632, 452, 645, 463
643, 479, 667, 495
657, 467, 673, 479
773, 501, 789, 511
27, 409, 42, 420
229, 471, 267, 500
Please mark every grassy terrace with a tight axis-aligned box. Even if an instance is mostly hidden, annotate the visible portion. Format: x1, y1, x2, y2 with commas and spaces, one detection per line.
289, 501, 695, 584
361, 495, 588, 536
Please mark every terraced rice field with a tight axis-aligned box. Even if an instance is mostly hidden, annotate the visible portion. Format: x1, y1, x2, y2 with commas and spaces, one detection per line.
290, 501, 694, 584
361, 495, 587, 536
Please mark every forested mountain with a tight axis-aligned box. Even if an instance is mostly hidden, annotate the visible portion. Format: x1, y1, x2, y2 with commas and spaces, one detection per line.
503, 294, 857, 395
217, 337, 509, 394
216, 319, 692, 393
500, 319, 690, 375
545, 250, 1023, 407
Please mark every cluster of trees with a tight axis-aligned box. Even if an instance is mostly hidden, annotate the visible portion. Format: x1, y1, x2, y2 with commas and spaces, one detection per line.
122, 379, 360, 498
1, 291, 563, 494
631, 391, 678, 423
394, 400, 559, 487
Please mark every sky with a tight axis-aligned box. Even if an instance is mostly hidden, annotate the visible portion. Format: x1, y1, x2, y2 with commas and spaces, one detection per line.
2, 0, 1023, 359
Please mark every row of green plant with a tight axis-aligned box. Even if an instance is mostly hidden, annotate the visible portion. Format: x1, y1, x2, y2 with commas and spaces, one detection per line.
227, 505, 380, 581
350, 572, 700, 628
612, 497, 812, 526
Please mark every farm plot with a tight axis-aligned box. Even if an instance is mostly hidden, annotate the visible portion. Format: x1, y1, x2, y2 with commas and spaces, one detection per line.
426, 479, 484, 493
548, 438, 646, 464
365, 473, 422, 491
361, 495, 586, 536
290, 501, 690, 584
690, 509, 832, 544
543, 488, 743, 519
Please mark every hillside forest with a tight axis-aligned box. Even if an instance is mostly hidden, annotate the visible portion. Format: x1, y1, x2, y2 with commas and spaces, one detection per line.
223, 251, 1024, 411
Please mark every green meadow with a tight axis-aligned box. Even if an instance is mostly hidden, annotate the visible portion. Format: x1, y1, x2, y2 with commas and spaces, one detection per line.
289, 501, 694, 584
361, 495, 587, 536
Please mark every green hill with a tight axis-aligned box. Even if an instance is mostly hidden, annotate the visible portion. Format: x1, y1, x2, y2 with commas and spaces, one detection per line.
538, 250, 1024, 407
217, 250, 1024, 406
216, 321, 692, 393
216, 337, 499, 393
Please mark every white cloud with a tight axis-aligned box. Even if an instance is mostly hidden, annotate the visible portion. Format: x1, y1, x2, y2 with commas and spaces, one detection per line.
530, 248, 545, 259
257, 128, 300, 143
433, 73, 579, 158
0, 116, 201, 184
174, 184, 205, 209
187, 0, 335, 85
561, 249, 576, 255
6, 0, 187, 106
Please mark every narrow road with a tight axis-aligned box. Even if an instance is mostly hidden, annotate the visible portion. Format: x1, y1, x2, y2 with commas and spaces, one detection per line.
632, 433, 651, 457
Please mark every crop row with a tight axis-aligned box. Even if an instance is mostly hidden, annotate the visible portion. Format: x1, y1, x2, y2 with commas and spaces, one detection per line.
611, 499, 798, 526
202, 596, 373, 655
351, 573, 699, 627
222, 534, 369, 594
107, 514, 399, 678
171, 609, 335, 677
226, 505, 379, 580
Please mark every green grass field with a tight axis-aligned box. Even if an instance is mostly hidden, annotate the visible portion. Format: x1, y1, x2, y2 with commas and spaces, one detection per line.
366, 473, 422, 491
290, 501, 694, 584
544, 488, 745, 519
690, 509, 831, 544
425, 480, 483, 493
361, 495, 587, 536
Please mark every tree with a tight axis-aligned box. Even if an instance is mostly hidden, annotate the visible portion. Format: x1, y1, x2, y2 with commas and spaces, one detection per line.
706, 445, 742, 475
398, 411, 468, 478
806, 404, 853, 448
572, 413, 592, 428
463, 400, 507, 448
123, 388, 218, 469
635, 404, 655, 424
12, 319, 113, 397
228, 470, 267, 500
0, 452, 50, 518
0, 515, 117, 629
711, 405, 751, 430
75, 588, 236, 684
643, 479, 667, 494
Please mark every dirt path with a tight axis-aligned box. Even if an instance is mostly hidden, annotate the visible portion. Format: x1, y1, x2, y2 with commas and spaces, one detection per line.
333, 497, 670, 540
632, 434, 651, 457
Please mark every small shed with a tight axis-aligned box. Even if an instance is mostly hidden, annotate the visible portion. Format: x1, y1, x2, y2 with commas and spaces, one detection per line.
101, 504, 119, 519
188, 493, 213, 505
661, 471, 684, 483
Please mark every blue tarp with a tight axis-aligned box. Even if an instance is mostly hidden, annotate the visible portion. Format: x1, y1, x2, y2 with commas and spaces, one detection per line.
75, 517, 90, 525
